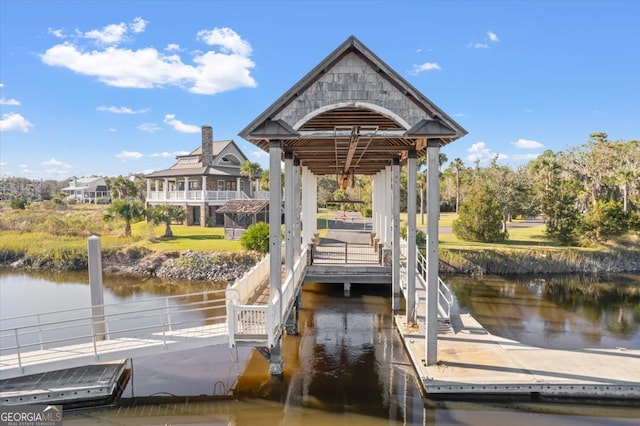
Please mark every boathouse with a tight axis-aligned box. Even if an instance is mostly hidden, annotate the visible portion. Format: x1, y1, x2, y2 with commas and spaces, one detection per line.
239, 35, 467, 366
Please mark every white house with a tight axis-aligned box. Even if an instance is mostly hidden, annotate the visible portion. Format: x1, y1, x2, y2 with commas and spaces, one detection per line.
145, 125, 267, 226
61, 177, 110, 203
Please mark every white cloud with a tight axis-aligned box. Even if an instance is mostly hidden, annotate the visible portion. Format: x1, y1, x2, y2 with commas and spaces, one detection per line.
41, 158, 72, 168
41, 24, 256, 95
108, 128, 117, 132
138, 122, 161, 133
151, 150, 189, 158
197, 27, 251, 56
0, 162, 7, 167
44, 168, 72, 176
164, 114, 199, 133
150, 152, 173, 158
20, 168, 40, 175
84, 22, 128, 45
0, 112, 33, 132
48, 28, 66, 38
512, 138, 543, 149
512, 153, 541, 161
0, 97, 20, 106
115, 151, 143, 160
466, 142, 508, 163
97, 105, 149, 114
409, 62, 442, 75
130, 17, 148, 33
468, 31, 500, 49
0, 83, 4, 88
251, 150, 269, 159
165, 43, 181, 52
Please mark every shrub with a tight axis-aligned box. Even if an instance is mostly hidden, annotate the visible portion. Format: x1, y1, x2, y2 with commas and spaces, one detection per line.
453, 180, 507, 242
400, 226, 426, 248
240, 222, 270, 253
580, 199, 629, 242
10, 198, 28, 210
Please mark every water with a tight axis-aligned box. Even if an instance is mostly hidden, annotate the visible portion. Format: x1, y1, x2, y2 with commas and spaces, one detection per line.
1, 270, 638, 424
448, 274, 640, 350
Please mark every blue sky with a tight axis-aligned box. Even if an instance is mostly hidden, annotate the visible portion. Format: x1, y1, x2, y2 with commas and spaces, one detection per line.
1, 0, 638, 180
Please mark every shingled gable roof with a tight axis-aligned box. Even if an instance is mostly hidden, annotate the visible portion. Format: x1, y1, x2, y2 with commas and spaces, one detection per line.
238, 36, 466, 175
240, 35, 467, 143
216, 199, 269, 214
144, 139, 247, 179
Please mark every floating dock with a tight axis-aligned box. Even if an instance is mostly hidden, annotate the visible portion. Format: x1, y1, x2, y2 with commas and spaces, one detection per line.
0, 359, 130, 408
396, 313, 640, 405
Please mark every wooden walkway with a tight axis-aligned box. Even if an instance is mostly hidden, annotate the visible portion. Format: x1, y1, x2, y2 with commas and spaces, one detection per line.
395, 312, 640, 403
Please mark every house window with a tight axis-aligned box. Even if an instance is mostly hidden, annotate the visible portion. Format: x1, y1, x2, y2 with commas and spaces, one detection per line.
239, 181, 245, 192
226, 181, 236, 191
217, 180, 225, 191
189, 180, 199, 190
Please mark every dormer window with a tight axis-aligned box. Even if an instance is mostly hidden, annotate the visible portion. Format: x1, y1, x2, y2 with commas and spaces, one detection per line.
217, 154, 241, 167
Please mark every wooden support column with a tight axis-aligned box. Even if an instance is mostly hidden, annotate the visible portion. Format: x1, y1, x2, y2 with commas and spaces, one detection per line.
392, 159, 401, 311
311, 172, 318, 239
163, 178, 168, 200
284, 152, 294, 274
301, 167, 312, 245
183, 177, 188, 200
372, 171, 379, 238
293, 159, 301, 261
88, 236, 106, 341
386, 166, 393, 244
268, 140, 283, 329
426, 139, 440, 365
407, 150, 417, 322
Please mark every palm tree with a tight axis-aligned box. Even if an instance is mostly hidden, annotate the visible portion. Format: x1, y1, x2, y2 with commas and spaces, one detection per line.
147, 205, 185, 238
450, 158, 465, 214
103, 199, 145, 237
109, 176, 138, 200
240, 161, 263, 197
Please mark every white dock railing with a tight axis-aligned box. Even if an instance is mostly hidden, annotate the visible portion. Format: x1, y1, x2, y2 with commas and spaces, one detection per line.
0, 290, 227, 379
226, 248, 307, 348
399, 238, 453, 321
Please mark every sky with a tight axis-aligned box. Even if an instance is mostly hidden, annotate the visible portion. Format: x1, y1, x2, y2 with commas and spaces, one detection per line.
1, 0, 638, 181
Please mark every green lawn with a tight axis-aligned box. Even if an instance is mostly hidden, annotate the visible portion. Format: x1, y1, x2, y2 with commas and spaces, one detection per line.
400, 211, 457, 228
130, 222, 242, 252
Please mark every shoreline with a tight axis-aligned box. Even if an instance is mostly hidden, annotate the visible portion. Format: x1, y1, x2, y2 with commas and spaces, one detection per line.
0, 249, 262, 283
2, 245, 639, 279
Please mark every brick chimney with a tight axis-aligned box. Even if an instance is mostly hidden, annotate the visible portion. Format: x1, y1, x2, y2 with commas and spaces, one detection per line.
201, 125, 213, 166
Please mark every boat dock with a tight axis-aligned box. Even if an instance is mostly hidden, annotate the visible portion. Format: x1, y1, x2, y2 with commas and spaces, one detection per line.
395, 313, 640, 404
0, 359, 130, 408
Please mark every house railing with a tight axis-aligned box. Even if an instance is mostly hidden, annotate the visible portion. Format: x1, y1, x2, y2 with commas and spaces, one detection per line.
147, 190, 251, 202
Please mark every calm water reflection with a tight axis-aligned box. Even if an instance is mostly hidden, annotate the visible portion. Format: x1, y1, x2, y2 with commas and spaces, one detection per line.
2, 270, 639, 424
448, 274, 640, 350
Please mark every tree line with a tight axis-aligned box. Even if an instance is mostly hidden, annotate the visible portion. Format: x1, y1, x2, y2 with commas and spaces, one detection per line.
445, 133, 639, 244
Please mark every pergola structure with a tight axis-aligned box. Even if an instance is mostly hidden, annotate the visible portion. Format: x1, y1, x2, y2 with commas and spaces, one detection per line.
240, 36, 466, 367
